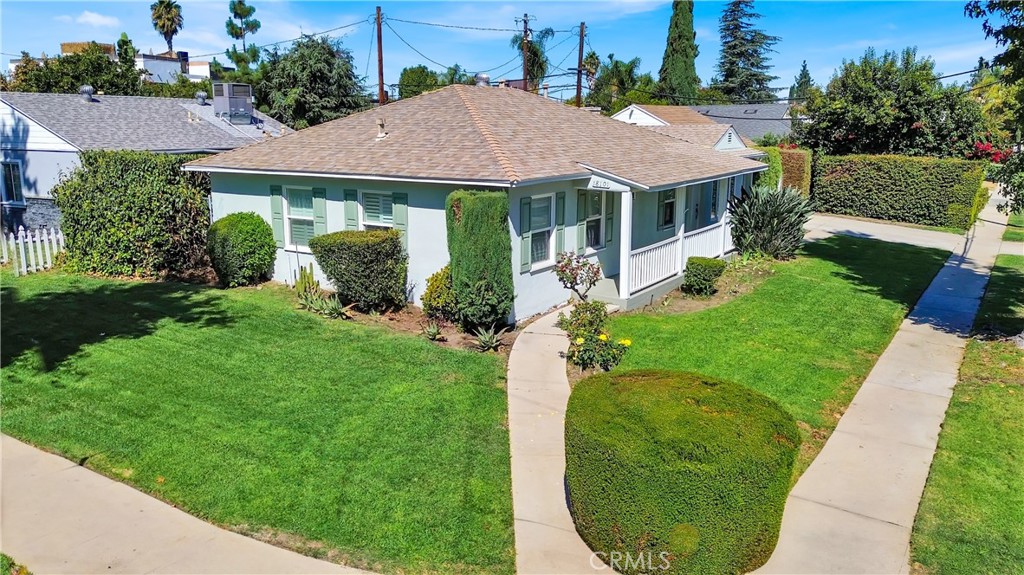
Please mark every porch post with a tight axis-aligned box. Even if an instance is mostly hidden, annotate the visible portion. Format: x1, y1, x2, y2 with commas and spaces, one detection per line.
618, 191, 633, 299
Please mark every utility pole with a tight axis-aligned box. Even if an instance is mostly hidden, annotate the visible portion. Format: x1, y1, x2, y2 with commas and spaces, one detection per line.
575, 21, 585, 107
376, 6, 385, 106
520, 13, 530, 91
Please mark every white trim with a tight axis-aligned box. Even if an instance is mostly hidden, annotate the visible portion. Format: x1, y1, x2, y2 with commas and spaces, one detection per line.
1, 101, 82, 152
527, 192, 556, 271
358, 189, 395, 230
657, 188, 677, 231
577, 163, 648, 191
183, 165, 511, 188
578, 188, 607, 252
1, 159, 26, 205
645, 166, 768, 193
609, 104, 670, 126
283, 185, 315, 252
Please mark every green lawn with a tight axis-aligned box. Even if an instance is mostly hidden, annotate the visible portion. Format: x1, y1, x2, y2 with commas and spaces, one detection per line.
1004, 212, 1024, 242
911, 254, 1024, 574
0, 271, 514, 575
608, 235, 950, 473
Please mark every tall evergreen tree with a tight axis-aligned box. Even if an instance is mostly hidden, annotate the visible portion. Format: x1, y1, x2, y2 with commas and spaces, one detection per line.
714, 0, 780, 102
225, 0, 261, 69
658, 0, 700, 103
788, 60, 813, 100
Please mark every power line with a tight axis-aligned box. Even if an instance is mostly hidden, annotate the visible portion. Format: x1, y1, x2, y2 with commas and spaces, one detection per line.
364, 17, 376, 82
384, 17, 521, 33
189, 17, 373, 58
384, 21, 451, 70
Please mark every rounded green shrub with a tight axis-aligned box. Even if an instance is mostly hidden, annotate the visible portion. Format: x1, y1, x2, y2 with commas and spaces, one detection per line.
309, 229, 408, 312
682, 257, 726, 296
566, 369, 800, 575
422, 264, 459, 321
207, 212, 276, 287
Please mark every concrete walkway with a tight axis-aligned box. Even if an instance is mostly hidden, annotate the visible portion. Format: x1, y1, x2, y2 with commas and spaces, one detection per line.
805, 213, 966, 253
1000, 240, 1023, 255
1, 435, 369, 575
506, 309, 610, 575
756, 200, 1009, 574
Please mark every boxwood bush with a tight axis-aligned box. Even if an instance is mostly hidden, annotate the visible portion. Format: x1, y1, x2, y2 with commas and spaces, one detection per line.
812, 155, 987, 229
566, 370, 800, 575
445, 191, 514, 328
308, 229, 408, 312
53, 150, 210, 277
682, 257, 726, 296
753, 146, 784, 190
207, 212, 276, 287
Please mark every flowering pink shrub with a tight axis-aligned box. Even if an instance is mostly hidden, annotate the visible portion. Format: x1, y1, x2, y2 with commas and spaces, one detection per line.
555, 252, 602, 301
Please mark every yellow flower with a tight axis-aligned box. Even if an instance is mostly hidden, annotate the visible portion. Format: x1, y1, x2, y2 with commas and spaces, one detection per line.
598, 334, 608, 341
619, 339, 632, 347
575, 337, 584, 344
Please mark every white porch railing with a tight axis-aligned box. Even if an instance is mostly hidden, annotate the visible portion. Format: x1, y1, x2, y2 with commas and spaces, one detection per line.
682, 220, 726, 262
3, 226, 66, 276
628, 234, 681, 294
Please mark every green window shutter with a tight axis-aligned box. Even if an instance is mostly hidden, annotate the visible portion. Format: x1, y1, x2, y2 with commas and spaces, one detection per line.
343, 189, 358, 230
605, 192, 614, 244
312, 187, 327, 236
520, 196, 532, 272
554, 191, 565, 255
576, 190, 587, 255
392, 192, 408, 251
270, 185, 284, 248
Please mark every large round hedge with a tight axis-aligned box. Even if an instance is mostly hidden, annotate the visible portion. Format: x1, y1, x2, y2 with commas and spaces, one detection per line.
565, 370, 799, 575
207, 212, 276, 287
308, 229, 407, 312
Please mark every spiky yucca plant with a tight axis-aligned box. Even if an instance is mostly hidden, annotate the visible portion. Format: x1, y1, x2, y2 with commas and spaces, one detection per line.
727, 185, 812, 260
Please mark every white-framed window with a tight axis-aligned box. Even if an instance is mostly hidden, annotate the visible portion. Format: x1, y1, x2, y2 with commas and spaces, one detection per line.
728, 176, 738, 197
361, 191, 394, 230
529, 194, 555, 267
1, 161, 25, 204
284, 187, 315, 249
658, 189, 676, 230
581, 190, 605, 250
710, 180, 721, 221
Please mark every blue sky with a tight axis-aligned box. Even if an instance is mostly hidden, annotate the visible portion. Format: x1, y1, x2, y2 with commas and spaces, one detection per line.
0, 1, 1002, 101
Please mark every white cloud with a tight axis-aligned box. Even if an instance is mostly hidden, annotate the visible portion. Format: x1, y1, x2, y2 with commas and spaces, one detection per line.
54, 15, 73, 24
76, 11, 121, 28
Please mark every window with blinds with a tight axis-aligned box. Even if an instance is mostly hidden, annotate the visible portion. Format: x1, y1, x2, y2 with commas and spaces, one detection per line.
286, 188, 314, 247
362, 192, 394, 229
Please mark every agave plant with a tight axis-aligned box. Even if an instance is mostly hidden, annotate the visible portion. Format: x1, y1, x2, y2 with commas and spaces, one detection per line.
727, 184, 812, 260
422, 320, 445, 342
298, 290, 354, 320
473, 324, 509, 352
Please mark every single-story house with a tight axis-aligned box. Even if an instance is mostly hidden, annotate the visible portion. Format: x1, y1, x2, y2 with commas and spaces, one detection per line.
612, 102, 792, 143
611, 104, 764, 160
0, 87, 285, 231
184, 83, 767, 321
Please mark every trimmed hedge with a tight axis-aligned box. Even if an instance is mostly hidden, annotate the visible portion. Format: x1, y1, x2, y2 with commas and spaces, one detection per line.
53, 150, 210, 277
812, 155, 987, 229
308, 229, 408, 311
207, 212, 276, 287
779, 148, 812, 195
682, 257, 726, 296
422, 264, 459, 322
445, 191, 515, 328
566, 370, 800, 575
753, 146, 783, 190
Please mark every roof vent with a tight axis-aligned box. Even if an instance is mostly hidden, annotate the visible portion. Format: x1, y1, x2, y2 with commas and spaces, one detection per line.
376, 117, 388, 140
79, 84, 95, 103
195, 91, 208, 106
474, 72, 490, 87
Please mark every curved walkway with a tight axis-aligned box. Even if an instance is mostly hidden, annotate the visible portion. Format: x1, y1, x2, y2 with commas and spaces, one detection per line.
1, 435, 370, 574
506, 309, 610, 575
757, 200, 1009, 574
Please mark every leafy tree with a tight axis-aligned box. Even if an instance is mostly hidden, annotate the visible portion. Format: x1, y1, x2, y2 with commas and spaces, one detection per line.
509, 27, 556, 90
397, 65, 440, 99
659, 0, 700, 103
150, 0, 184, 53
439, 64, 475, 86
971, 65, 1020, 144
225, 0, 261, 70
788, 60, 814, 100
714, 0, 780, 102
256, 35, 370, 129
141, 75, 213, 98
696, 85, 729, 104
585, 53, 641, 112
794, 47, 985, 158
610, 73, 667, 115
7, 42, 142, 95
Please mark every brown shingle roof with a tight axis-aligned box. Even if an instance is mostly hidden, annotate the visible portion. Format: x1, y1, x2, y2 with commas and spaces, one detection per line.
635, 104, 718, 125
645, 124, 732, 148
187, 85, 766, 189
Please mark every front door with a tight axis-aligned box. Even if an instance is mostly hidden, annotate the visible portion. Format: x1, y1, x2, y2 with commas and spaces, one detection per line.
685, 185, 701, 231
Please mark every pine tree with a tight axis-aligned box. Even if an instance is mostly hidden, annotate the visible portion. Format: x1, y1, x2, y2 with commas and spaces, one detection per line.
658, 0, 700, 103
225, 0, 261, 70
714, 0, 780, 102
788, 60, 813, 100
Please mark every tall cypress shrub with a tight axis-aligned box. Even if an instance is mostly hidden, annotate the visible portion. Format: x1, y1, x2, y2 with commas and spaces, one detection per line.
445, 191, 515, 328
658, 1, 700, 103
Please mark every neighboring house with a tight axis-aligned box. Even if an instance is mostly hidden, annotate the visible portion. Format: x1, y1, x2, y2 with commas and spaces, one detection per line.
135, 51, 214, 83
688, 103, 793, 142
0, 86, 286, 231
611, 104, 765, 160
185, 83, 766, 321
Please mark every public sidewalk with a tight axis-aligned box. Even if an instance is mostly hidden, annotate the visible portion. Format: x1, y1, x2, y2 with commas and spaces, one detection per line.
506, 309, 612, 575
756, 200, 1009, 574
1, 435, 370, 575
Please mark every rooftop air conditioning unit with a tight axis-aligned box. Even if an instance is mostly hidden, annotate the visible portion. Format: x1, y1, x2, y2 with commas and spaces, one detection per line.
212, 82, 253, 125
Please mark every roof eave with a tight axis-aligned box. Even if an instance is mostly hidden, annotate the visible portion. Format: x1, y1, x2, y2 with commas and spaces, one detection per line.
182, 164, 512, 188
645, 164, 768, 193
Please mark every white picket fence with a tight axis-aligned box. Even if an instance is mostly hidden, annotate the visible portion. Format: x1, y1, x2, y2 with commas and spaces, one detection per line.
2, 226, 66, 276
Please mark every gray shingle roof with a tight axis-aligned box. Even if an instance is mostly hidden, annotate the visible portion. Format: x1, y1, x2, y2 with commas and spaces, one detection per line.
187, 85, 767, 190
1, 92, 287, 152
687, 103, 792, 141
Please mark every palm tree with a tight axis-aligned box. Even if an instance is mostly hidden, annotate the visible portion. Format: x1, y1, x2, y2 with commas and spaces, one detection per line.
510, 27, 555, 91
151, 0, 184, 54
586, 53, 643, 112
583, 50, 601, 90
